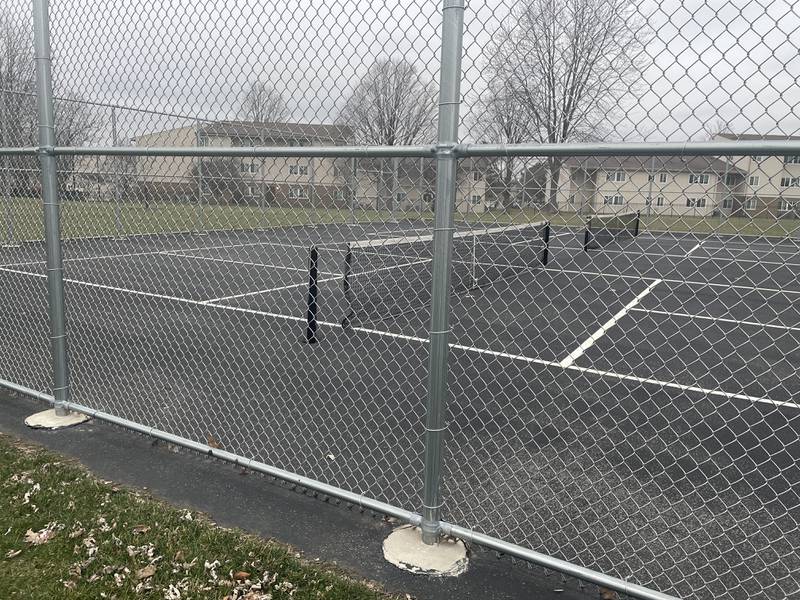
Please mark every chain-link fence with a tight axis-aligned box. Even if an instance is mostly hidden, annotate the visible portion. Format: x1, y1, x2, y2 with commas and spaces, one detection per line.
2, 1, 800, 599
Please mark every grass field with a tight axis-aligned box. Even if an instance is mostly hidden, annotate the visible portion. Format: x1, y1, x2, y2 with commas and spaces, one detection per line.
0, 432, 394, 600
1, 197, 798, 241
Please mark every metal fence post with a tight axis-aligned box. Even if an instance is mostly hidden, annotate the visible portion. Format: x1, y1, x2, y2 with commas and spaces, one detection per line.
111, 106, 122, 236
33, 0, 71, 417
421, 0, 464, 546
349, 156, 357, 224
194, 119, 203, 233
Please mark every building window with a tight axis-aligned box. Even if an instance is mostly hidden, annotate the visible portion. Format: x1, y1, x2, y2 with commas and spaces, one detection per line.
751, 155, 764, 162
745, 197, 756, 209
606, 171, 626, 182
780, 200, 797, 211
780, 177, 800, 188
784, 156, 800, 164
335, 189, 345, 201
656, 196, 664, 206
289, 186, 307, 199
472, 171, 481, 182
659, 173, 668, 183
722, 197, 733, 209
696, 198, 707, 208
289, 165, 309, 175
686, 197, 706, 208
647, 174, 655, 182
604, 195, 624, 205
470, 194, 482, 205
247, 185, 256, 197
686, 198, 696, 207
748, 175, 760, 186
688, 173, 711, 184
241, 161, 258, 174
645, 196, 652, 206
724, 174, 737, 186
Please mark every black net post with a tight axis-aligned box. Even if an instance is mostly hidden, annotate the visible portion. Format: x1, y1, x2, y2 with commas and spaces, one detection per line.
583, 217, 591, 252
341, 243, 353, 328
541, 221, 551, 266
305, 246, 319, 344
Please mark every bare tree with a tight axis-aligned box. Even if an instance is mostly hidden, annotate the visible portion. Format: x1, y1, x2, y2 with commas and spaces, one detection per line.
337, 58, 437, 211
488, 0, 649, 211
0, 13, 37, 195
473, 80, 532, 208
54, 95, 105, 195
239, 80, 288, 123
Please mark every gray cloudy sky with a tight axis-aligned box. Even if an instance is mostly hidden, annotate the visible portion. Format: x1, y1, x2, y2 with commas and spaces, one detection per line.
13, 0, 799, 144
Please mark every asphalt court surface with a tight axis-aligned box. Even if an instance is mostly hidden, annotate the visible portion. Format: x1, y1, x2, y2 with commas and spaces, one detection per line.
1, 218, 799, 599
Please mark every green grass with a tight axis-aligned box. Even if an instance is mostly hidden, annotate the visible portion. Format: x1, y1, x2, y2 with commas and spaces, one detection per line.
3, 197, 798, 241
0, 432, 395, 600
641, 214, 800, 237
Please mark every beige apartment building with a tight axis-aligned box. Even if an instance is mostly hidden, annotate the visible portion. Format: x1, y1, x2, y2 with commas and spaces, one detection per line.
712, 133, 800, 217
557, 134, 800, 218
557, 155, 747, 217
352, 157, 490, 214
131, 121, 353, 207
74, 120, 489, 213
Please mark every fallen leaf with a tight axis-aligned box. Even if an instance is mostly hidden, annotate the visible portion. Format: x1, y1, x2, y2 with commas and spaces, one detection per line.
174, 550, 184, 562
132, 525, 150, 535
206, 434, 222, 449
136, 564, 156, 580
24, 526, 56, 545
69, 528, 85, 539
234, 571, 250, 581
599, 588, 617, 600
5, 549, 22, 559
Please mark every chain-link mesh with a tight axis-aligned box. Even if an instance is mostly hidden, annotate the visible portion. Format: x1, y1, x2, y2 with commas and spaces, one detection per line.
1, 1, 800, 599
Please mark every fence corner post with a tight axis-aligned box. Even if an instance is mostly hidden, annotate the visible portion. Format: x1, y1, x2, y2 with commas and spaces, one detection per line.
33, 0, 71, 416
421, 0, 465, 546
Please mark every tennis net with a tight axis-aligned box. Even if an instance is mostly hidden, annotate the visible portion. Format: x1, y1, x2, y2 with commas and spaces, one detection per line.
341, 221, 550, 326
583, 211, 640, 250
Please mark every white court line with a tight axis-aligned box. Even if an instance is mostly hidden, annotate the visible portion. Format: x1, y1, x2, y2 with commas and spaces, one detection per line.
686, 242, 702, 255
160, 251, 328, 275
1, 264, 794, 411
557, 243, 800, 269
630, 307, 800, 333
200, 257, 433, 304
542, 267, 800, 296
559, 279, 663, 368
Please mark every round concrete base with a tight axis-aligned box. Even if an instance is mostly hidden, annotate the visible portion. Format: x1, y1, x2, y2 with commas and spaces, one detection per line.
25, 409, 90, 430
383, 525, 468, 577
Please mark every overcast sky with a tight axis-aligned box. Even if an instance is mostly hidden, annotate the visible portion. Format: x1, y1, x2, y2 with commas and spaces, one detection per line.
6, 0, 799, 145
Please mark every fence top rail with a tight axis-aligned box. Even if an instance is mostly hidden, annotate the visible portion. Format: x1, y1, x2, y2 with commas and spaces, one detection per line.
42, 139, 800, 159
51, 145, 437, 159
0, 147, 38, 155
457, 140, 800, 157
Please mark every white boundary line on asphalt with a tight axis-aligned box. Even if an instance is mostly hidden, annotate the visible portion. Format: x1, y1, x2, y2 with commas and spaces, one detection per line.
2, 262, 796, 411
630, 307, 800, 333
160, 251, 318, 274
555, 243, 800, 269
559, 279, 663, 368
200, 257, 432, 304
542, 266, 800, 296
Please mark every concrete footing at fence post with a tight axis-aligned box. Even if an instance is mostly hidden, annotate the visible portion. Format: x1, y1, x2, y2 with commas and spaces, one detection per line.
382, 524, 468, 577
25, 408, 89, 430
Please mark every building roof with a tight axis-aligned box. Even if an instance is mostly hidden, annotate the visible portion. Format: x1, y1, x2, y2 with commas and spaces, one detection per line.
562, 154, 745, 176
200, 121, 353, 144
